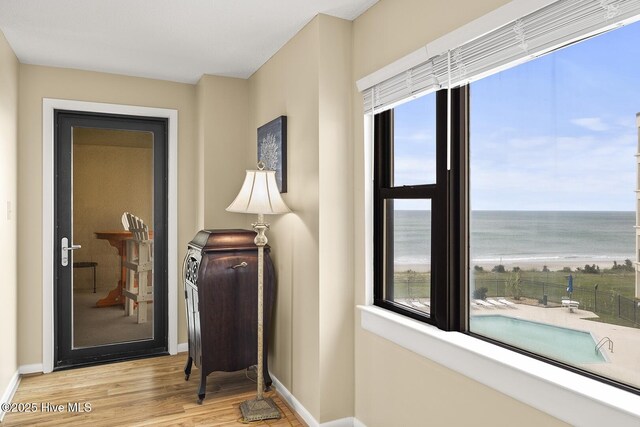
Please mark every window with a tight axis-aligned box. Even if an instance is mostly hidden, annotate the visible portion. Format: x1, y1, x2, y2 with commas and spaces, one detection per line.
371, 9, 640, 394
374, 91, 465, 329
468, 19, 640, 392
373, 93, 441, 323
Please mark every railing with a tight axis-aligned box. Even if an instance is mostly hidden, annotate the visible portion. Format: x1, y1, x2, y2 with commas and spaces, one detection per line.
595, 336, 614, 354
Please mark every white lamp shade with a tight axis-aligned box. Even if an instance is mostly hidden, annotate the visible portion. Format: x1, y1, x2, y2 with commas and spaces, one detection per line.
226, 169, 291, 214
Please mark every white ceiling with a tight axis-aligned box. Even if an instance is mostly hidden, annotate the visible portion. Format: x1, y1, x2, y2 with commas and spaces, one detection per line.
0, 0, 378, 83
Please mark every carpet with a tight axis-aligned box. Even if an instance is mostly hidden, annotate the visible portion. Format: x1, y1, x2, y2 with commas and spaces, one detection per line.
72, 289, 154, 348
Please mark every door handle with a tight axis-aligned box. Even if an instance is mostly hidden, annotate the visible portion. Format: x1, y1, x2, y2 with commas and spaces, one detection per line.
61, 237, 81, 266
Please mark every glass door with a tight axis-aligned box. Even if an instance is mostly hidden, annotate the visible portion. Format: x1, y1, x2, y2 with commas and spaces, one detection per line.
54, 111, 168, 368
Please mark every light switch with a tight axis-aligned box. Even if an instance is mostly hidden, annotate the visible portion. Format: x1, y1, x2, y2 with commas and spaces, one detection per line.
6, 201, 11, 221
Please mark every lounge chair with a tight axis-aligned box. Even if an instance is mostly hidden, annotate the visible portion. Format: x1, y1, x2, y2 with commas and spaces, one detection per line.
498, 298, 517, 308
561, 298, 579, 312
486, 298, 507, 308
470, 301, 480, 309
475, 299, 493, 308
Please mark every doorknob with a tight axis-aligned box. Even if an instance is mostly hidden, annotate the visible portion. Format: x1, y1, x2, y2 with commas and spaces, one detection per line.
61, 237, 81, 267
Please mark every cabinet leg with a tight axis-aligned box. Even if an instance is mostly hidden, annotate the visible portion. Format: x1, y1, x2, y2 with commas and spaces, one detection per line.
197, 372, 206, 404
184, 356, 193, 381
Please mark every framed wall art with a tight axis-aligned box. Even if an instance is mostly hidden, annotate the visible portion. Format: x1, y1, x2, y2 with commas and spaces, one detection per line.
257, 115, 287, 193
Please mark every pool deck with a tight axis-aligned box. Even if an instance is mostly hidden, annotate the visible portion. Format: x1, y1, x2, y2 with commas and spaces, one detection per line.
397, 297, 640, 387
471, 301, 640, 388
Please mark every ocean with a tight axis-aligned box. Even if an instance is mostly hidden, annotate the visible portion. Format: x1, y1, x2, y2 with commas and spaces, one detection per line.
394, 210, 635, 267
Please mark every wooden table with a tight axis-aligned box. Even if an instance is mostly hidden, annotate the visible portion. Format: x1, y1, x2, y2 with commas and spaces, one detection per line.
94, 230, 153, 307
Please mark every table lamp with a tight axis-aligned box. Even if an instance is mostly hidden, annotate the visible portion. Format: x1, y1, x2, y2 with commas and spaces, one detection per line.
226, 162, 290, 421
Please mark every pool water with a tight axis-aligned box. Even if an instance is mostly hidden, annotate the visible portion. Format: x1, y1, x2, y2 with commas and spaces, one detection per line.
470, 315, 606, 364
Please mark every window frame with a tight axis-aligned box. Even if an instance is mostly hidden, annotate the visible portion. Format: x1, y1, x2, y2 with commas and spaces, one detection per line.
373, 89, 467, 330
463, 58, 640, 396
362, 0, 640, 414
374, 79, 640, 395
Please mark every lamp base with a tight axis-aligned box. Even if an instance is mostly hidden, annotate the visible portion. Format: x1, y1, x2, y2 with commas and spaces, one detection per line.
240, 397, 281, 422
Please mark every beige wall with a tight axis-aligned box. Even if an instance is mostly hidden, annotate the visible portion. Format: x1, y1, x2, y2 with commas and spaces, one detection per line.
351, 0, 565, 425
249, 16, 321, 418
0, 29, 19, 402
73, 134, 153, 292
317, 14, 354, 423
356, 331, 566, 427
17, 65, 198, 364
248, 15, 354, 423
196, 75, 251, 230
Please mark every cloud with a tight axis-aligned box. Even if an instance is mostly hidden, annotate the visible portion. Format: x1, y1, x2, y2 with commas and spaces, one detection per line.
571, 117, 609, 132
471, 131, 636, 211
615, 116, 638, 128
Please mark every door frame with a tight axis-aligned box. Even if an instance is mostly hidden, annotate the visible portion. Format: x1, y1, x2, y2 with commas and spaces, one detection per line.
42, 98, 178, 373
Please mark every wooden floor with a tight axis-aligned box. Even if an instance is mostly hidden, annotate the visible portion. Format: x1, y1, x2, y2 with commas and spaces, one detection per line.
3, 355, 305, 427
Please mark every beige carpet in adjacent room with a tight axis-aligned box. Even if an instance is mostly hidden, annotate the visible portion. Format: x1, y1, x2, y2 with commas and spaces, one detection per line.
72, 289, 154, 348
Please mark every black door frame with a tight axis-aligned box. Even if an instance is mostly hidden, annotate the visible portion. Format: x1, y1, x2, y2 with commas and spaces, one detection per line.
54, 109, 169, 369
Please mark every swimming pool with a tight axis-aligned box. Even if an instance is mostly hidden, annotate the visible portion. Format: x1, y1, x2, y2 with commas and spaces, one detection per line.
470, 315, 606, 364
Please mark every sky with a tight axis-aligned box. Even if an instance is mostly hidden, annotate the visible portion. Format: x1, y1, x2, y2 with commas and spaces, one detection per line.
393, 20, 640, 211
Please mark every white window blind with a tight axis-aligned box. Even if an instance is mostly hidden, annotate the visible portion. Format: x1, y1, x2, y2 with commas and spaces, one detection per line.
363, 0, 640, 113
363, 57, 448, 113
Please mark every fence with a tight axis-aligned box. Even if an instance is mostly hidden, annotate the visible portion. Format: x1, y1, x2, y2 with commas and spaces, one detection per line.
474, 278, 640, 325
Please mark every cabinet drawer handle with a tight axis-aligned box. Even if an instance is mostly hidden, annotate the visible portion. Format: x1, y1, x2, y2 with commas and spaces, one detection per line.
231, 262, 248, 269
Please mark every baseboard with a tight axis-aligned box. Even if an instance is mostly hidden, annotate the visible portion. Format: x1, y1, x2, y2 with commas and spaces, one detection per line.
270, 374, 319, 426
177, 342, 188, 353
19, 364, 44, 375
0, 370, 21, 422
353, 418, 367, 427
321, 417, 360, 427
270, 374, 364, 427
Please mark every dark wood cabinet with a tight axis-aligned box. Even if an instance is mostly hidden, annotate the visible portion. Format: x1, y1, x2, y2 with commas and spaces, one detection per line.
183, 229, 275, 403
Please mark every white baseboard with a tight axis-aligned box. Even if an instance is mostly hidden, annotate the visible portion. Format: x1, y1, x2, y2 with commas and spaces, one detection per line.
353, 418, 367, 427
177, 342, 188, 353
270, 374, 364, 427
19, 364, 43, 375
321, 417, 360, 427
271, 374, 318, 426
0, 370, 21, 422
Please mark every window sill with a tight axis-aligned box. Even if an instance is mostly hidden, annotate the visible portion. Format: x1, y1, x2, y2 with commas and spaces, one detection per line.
358, 305, 640, 426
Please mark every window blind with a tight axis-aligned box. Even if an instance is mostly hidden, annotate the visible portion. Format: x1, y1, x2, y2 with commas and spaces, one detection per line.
363, 0, 640, 113
363, 57, 448, 112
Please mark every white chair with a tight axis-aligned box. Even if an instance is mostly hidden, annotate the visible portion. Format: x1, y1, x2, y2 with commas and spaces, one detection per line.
475, 299, 494, 308
486, 298, 507, 308
122, 212, 153, 323
561, 298, 579, 312
498, 298, 518, 308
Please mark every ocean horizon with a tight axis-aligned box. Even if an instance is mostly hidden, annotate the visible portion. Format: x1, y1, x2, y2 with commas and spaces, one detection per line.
394, 210, 635, 267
